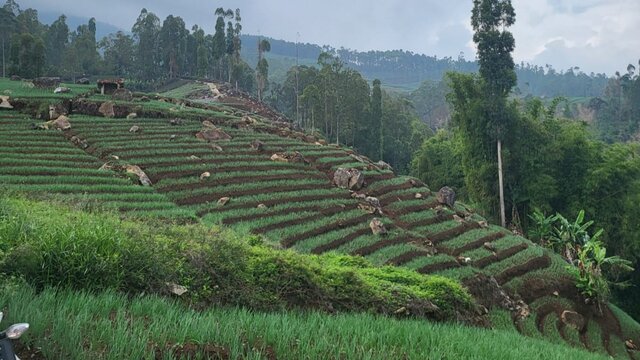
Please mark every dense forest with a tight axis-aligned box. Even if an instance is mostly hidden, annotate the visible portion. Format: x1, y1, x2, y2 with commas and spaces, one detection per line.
1, 0, 640, 320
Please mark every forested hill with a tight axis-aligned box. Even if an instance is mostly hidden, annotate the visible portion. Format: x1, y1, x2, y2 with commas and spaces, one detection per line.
241, 34, 609, 96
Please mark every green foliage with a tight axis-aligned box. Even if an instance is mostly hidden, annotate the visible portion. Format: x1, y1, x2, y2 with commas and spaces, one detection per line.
0, 196, 473, 319
0, 284, 612, 360
411, 129, 465, 198
530, 210, 634, 307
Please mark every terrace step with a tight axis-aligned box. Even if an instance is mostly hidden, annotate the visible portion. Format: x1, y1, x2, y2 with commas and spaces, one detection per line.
472, 242, 529, 269
281, 214, 372, 248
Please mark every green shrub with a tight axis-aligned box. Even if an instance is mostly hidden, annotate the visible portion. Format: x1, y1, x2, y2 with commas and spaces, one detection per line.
0, 196, 474, 322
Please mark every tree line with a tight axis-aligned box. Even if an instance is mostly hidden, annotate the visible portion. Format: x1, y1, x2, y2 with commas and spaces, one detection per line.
0, 1, 266, 93
267, 53, 430, 173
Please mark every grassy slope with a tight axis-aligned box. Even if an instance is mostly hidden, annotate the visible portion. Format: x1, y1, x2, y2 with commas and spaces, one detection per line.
1, 78, 639, 359
0, 284, 609, 360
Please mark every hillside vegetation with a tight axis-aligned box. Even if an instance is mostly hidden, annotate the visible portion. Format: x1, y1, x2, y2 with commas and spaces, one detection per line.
0, 77, 639, 359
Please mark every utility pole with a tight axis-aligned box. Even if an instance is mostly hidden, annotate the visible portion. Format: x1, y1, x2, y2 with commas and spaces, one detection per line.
295, 32, 300, 128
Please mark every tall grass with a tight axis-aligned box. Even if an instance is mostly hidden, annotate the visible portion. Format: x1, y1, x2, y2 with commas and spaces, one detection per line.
0, 284, 610, 360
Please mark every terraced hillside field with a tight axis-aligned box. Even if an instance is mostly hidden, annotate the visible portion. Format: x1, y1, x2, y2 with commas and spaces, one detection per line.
1, 77, 639, 359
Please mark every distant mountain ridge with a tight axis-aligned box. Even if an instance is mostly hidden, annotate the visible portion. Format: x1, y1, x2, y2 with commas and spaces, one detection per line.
240, 34, 609, 97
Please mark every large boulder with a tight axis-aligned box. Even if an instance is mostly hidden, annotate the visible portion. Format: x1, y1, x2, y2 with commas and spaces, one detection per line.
45, 115, 71, 131
32, 77, 61, 88
376, 160, 393, 171
195, 128, 232, 142
333, 168, 365, 191
369, 218, 388, 235
125, 165, 152, 186
270, 152, 307, 164
76, 77, 90, 85
0, 96, 13, 110
112, 88, 133, 101
70, 135, 89, 149
437, 186, 456, 208
561, 310, 586, 332
98, 101, 115, 118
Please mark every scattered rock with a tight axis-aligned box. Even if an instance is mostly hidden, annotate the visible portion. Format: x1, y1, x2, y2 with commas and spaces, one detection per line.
202, 120, 216, 128
552, 291, 559, 296
0, 95, 13, 109
270, 152, 307, 164
70, 135, 89, 149
333, 168, 365, 191
76, 77, 90, 85
415, 193, 423, 199
376, 160, 393, 171
241, 115, 256, 124
140, 96, 150, 102
45, 115, 71, 131
349, 153, 371, 164
210, 143, 223, 151
358, 203, 377, 214
196, 128, 232, 142
129, 125, 140, 133
478, 220, 489, 228
437, 186, 456, 208
351, 192, 366, 200
189, 155, 201, 160
483, 242, 497, 252
456, 256, 472, 265
250, 139, 265, 152
217, 197, 230, 206
98, 101, 115, 118
53, 87, 71, 94
126, 165, 152, 186
126, 113, 137, 119
394, 307, 407, 315
112, 88, 133, 101
199, 172, 210, 181
111, 155, 120, 160
369, 218, 387, 235
166, 283, 188, 296
514, 301, 531, 321
453, 214, 465, 223
169, 134, 177, 141
560, 310, 586, 332
257, 204, 267, 209
626, 340, 638, 351
32, 77, 61, 88
169, 118, 183, 126
408, 178, 423, 187
365, 196, 381, 208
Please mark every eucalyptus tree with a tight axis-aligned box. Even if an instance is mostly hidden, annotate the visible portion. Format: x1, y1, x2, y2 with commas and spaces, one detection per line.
132, 8, 161, 80
159, 15, 188, 78
45, 15, 69, 74
256, 39, 271, 100
471, 0, 517, 226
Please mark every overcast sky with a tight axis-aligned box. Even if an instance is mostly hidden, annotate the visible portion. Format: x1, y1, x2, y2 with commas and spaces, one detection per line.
19, 0, 640, 75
